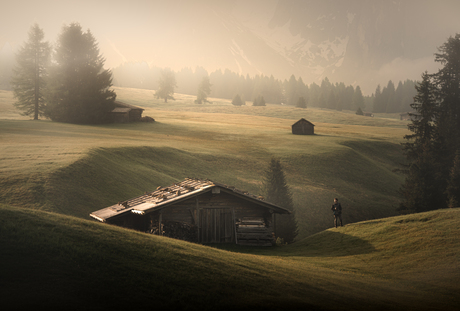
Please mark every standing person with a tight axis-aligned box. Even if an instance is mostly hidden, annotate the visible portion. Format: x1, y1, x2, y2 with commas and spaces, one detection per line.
331, 198, 343, 228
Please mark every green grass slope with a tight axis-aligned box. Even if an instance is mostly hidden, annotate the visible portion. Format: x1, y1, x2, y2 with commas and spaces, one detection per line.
1, 204, 458, 311
0, 86, 408, 237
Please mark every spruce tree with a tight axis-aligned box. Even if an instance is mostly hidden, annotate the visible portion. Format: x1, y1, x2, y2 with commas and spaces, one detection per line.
11, 24, 50, 120
231, 94, 244, 106
156, 68, 177, 103
253, 95, 266, 106
296, 96, 307, 108
447, 150, 460, 208
352, 85, 365, 110
195, 76, 212, 104
262, 157, 298, 243
402, 72, 437, 161
45, 23, 116, 124
400, 34, 460, 213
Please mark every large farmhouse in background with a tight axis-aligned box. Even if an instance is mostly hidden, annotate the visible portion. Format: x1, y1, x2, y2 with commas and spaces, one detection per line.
292, 118, 315, 135
90, 178, 290, 246
110, 101, 144, 123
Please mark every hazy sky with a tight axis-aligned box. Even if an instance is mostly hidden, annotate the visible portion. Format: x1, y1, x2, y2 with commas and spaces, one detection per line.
1, 0, 257, 69
2, 0, 460, 94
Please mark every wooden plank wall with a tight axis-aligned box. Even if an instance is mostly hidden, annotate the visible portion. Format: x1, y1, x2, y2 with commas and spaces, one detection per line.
112, 190, 275, 245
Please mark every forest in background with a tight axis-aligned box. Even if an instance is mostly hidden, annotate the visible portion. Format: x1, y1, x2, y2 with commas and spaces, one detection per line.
0, 40, 417, 114
112, 62, 417, 113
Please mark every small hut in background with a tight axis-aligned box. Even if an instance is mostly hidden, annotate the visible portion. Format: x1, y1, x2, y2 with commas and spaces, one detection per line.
292, 118, 315, 135
111, 101, 144, 123
400, 112, 410, 120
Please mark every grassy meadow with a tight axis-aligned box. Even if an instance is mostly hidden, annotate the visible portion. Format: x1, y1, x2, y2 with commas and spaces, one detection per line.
1, 204, 458, 310
1, 87, 408, 237
2, 87, 458, 310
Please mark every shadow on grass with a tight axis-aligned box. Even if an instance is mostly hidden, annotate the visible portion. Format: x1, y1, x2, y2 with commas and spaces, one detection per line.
210, 230, 376, 258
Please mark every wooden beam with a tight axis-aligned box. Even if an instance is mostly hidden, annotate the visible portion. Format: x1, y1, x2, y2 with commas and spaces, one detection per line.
158, 212, 162, 236
196, 197, 200, 243
233, 208, 238, 245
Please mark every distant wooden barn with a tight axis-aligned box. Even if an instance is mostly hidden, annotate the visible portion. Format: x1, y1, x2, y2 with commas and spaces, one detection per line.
110, 101, 144, 123
90, 178, 290, 246
292, 118, 315, 135
400, 112, 410, 120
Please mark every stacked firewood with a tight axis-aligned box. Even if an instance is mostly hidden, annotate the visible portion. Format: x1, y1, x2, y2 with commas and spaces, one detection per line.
236, 218, 274, 246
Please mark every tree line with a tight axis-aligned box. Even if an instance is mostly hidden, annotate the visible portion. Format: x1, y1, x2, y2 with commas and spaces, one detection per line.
399, 34, 460, 213
373, 80, 417, 113
114, 62, 368, 110
114, 61, 419, 113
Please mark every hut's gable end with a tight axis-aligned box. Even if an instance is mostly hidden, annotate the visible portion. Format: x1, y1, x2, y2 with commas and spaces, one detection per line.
292, 118, 315, 135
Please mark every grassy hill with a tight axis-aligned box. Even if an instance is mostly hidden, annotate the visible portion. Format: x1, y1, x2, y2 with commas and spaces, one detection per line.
1, 204, 458, 310
1, 88, 458, 310
0, 87, 408, 238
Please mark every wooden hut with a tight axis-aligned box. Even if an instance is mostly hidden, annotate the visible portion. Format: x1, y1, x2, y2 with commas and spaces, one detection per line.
292, 118, 315, 135
400, 112, 410, 120
90, 178, 290, 246
110, 101, 144, 123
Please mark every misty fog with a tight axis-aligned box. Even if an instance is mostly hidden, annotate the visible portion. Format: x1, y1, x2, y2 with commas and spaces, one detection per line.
2, 0, 460, 94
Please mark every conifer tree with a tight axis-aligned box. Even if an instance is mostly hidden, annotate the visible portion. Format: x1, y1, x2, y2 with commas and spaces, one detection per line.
45, 23, 116, 124
400, 34, 460, 213
402, 72, 437, 161
196, 76, 211, 104
156, 68, 177, 103
253, 95, 266, 106
447, 150, 460, 208
296, 96, 307, 108
262, 157, 298, 243
352, 85, 365, 110
231, 94, 244, 106
11, 24, 50, 120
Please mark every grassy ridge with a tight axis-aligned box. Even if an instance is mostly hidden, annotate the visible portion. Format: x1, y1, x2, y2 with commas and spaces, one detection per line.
1, 204, 458, 310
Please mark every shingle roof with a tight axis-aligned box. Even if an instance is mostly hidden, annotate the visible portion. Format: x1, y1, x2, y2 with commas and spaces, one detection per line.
113, 101, 144, 111
90, 178, 290, 222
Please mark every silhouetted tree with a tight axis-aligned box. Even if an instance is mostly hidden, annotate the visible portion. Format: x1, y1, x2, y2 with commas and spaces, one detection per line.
262, 157, 298, 243
11, 23, 50, 120
447, 150, 460, 208
45, 23, 116, 124
352, 85, 365, 110
400, 34, 460, 213
285, 74, 298, 105
253, 95, 266, 106
296, 96, 307, 108
156, 68, 177, 103
231, 94, 244, 106
356, 107, 364, 115
195, 76, 212, 104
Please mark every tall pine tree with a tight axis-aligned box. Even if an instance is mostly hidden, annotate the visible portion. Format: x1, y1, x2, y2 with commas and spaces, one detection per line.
11, 24, 50, 120
400, 34, 460, 213
262, 157, 298, 243
45, 23, 116, 124
156, 68, 177, 103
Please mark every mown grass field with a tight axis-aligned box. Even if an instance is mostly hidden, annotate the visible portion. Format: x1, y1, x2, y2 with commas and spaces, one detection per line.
3, 87, 458, 310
